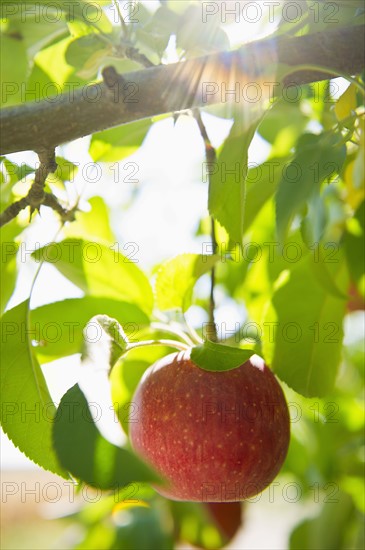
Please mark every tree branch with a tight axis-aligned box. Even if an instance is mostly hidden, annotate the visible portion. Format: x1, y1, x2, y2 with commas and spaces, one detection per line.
0, 25, 364, 156
42, 193, 77, 223
0, 150, 76, 227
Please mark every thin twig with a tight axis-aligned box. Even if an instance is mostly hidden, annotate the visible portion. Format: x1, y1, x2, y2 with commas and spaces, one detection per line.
113, 0, 128, 35
27, 149, 57, 217
193, 108, 218, 342
125, 47, 155, 68
42, 194, 77, 223
209, 217, 218, 340
112, 45, 156, 69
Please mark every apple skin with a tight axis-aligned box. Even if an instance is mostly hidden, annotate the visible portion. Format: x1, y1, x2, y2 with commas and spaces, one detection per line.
129, 351, 290, 502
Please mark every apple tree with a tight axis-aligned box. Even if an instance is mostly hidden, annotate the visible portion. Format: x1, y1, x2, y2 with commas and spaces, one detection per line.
0, 1, 364, 548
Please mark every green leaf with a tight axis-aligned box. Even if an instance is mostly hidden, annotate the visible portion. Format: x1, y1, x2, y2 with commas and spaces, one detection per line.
89, 119, 152, 162
113, 506, 174, 550
2, 0, 113, 33
0, 157, 34, 211
289, 492, 355, 550
68, 0, 112, 33
258, 99, 308, 147
176, 4, 229, 55
344, 200, 365, 285
209, 117, 262, 245
310, 247, 348, 300
35, 36, 77, 87
65, 2, 113, 36
335, 83, 358, 122
155, 253, 219, 312
25, 62, 58, 103
275, 133, 346, 242
82, 315, 129, 369
0, 301, 66, 476
136, 6, 178, 57
64, 196, 115, 243
0, 224, 21, 314
31, 297, 148, 360
53, 384, 159, 488
46, 156, 79, 191
0, 157, 34, 187
243, 156, 289, 234
53, 156, 78, 182
301, 190, 327, 245
76, 501, 174, 550
65, 34, 110, 76
191, 341, 254, 372
1, 34, 28, 106
262, 256, 348, 397
171, 501, 227, 550
0, 4, 67, 56
32, 239, 154, 315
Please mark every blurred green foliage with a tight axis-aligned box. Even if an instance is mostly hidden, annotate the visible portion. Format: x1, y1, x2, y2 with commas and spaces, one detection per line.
0, 1, 364, 549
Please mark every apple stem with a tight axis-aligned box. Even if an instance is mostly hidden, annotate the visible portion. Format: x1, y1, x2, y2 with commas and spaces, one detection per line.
150, 322, 195, 346
183, 314, 203, 345
126, 339, 190, 352
208, 216, 218, 342
193, 108, 218, 343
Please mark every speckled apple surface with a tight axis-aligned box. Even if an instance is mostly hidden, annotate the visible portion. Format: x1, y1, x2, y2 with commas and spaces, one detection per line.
129, 351, 290, 501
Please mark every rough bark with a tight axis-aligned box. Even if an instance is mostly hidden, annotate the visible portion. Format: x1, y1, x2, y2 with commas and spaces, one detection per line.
0, 24, 364, 156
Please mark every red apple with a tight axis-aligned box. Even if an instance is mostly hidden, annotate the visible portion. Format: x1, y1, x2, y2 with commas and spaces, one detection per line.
129, 351, 290, 501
